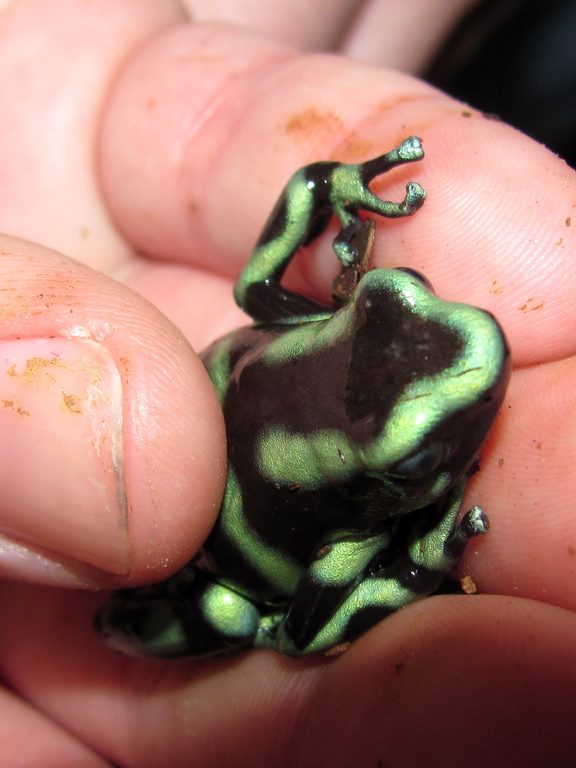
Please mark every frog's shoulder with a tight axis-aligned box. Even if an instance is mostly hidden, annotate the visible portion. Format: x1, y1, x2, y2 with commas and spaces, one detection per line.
200, 320, 302, 401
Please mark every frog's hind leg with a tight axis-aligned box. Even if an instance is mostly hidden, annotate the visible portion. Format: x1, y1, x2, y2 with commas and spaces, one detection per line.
96, 570, 263, 659
296, 479, 490, 654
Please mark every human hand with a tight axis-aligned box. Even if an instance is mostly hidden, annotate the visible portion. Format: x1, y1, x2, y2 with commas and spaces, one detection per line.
1, 2, 575, 766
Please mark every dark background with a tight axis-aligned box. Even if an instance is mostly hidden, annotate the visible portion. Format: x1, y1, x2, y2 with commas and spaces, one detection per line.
427, 0, 576, 168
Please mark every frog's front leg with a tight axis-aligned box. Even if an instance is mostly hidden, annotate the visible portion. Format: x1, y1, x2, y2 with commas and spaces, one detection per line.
331, 136, 427, 267
325, 501, 489, 651
270, 479, 489, 656
255, 532, 392, 655
235, 136, 426, 323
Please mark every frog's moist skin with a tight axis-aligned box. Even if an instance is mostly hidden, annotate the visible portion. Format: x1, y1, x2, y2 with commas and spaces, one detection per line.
97, 137, 510, 659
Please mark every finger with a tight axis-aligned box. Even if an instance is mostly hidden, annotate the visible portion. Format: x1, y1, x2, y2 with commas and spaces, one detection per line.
0, 685, 108, 768
1, 584, 576, 767
0, 236, 225, 587
462, 354, 576, 611
97, 23, 576, 611
182, 0, 478, 71
99, 23, 576, 365
341, 0, 479, 70
184, 0, 361, 52
0, 0, 185, 269
298, 595, 576, 768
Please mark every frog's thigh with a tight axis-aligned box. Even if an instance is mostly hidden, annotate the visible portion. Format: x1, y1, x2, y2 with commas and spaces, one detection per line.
198, 581, 263, 651
98, 574, 263, 658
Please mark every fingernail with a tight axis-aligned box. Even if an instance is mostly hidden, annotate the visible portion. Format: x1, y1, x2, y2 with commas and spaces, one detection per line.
0, 337, 130, 575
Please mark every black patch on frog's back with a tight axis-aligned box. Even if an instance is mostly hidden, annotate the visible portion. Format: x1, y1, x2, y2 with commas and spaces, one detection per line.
344, 286, 464, 439
225, 285, 464, 445
200, 288, 465, 593
204, 475, 386, 602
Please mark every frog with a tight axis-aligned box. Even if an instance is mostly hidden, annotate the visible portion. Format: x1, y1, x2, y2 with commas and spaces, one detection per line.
97, 136, 510, 658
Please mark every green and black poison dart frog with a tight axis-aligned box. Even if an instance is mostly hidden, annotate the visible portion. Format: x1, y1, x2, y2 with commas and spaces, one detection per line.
97, 136, 510, 658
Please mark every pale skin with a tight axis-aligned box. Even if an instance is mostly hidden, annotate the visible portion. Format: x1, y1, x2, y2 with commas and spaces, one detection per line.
0, 1, 575, 766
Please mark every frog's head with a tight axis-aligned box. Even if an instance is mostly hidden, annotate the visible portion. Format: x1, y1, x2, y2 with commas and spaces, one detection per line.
332, 267, 510, 515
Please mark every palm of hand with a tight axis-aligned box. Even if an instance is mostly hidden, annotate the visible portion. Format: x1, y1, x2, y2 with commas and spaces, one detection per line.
0, 2, 575, 767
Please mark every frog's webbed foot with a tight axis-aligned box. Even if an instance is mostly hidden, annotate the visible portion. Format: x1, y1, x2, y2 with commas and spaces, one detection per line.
444, 505, 490, 560
254, 610, 285, 650
332, 180, 426, 267
330, 137, 426, 268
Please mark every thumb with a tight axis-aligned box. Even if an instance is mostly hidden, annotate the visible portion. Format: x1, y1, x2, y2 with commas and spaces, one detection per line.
0, 235, 225, 587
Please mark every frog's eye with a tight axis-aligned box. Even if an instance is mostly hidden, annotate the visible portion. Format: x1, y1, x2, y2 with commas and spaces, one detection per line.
395, 267, 434, 293
389, 441, 447, 479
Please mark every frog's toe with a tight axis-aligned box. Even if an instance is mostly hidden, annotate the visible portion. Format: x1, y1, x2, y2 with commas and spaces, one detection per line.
397, 135, 424, 161
443, 505, 490, 561
402, 182, 427, 213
